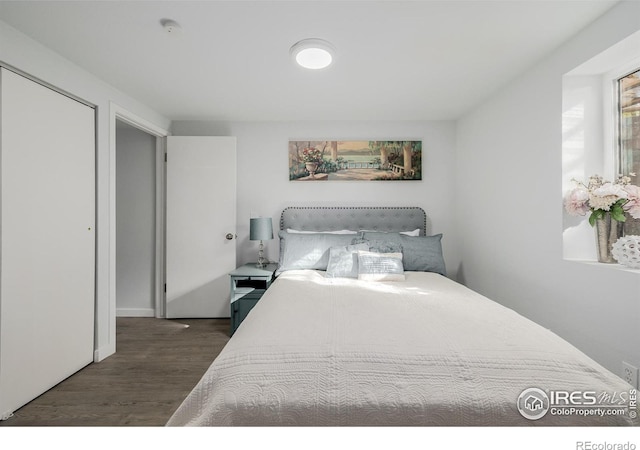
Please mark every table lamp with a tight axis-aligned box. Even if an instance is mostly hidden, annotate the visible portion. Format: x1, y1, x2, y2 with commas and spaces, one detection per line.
249, 217, 273, 268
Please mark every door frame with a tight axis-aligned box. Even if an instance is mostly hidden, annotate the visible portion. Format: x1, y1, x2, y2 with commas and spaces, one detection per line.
107, 103, 169, 358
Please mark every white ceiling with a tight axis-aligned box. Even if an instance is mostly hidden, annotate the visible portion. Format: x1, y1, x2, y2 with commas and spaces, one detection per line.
0, 0, 619, 121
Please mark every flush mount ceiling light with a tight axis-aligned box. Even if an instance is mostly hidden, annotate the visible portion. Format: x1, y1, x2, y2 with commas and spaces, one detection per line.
160, 18, 182, 34
290, 38, 335, 70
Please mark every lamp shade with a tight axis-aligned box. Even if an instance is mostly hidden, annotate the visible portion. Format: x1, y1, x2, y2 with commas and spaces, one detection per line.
249, 217, 273, 241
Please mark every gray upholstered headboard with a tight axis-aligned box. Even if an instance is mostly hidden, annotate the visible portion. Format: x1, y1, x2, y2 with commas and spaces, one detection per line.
280, 206, 427, 236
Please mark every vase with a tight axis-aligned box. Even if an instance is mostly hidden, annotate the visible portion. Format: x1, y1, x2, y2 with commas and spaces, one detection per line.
611, 235, 640, 269
594, 212, 624, 263
305, 162, 318, 178
623, 212, 640, 236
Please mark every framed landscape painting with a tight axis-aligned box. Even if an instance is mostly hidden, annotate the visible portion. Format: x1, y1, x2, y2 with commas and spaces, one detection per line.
289, 140, 422, 181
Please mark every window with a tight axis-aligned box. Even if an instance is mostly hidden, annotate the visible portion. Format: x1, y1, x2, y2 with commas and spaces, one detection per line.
618, 68, 640, 184
618, 69, 640, 235
562, 29, 640, 262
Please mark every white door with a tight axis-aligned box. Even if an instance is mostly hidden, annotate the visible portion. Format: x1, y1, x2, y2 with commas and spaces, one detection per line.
165, 136, 236, 318
0, 68, 95, 418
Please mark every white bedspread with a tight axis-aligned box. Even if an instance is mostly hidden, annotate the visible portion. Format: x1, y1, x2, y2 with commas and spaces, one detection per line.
167, 270, 638, 426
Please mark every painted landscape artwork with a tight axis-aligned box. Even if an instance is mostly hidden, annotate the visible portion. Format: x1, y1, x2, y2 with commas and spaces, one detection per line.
289, 140, 422, 181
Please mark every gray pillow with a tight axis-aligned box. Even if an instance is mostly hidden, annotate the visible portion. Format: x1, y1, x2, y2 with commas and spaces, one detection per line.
361, 232, 446, 276
277, 231, 361, 275
357, 250, 405, 281
326, 243, 370, 278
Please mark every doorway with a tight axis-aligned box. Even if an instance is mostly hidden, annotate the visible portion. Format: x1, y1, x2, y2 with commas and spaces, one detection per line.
115, 120, 158, 317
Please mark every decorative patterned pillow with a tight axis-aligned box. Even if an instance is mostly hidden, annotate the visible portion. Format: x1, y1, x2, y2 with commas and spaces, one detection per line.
351, 238, 402, 254
357, 250, 405, 282
361, 232, 446, 276
325, 243, 370, 278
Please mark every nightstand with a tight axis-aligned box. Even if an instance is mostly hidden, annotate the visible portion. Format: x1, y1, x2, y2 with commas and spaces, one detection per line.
229, 263, 278, 336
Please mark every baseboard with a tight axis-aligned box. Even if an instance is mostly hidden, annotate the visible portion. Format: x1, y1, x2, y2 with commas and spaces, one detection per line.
116, 308, 155, 317
94, 342, 115, 362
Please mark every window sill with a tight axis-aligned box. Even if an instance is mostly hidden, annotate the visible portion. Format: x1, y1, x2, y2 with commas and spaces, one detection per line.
565, 259, 640, 274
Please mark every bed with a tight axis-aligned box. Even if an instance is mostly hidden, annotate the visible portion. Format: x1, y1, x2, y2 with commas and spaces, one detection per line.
167, 206, 638, 426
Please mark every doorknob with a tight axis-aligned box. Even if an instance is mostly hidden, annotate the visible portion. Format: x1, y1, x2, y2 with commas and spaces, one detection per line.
225, 233, 236, 240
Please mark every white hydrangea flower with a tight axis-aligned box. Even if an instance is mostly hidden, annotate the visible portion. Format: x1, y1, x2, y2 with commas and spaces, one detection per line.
589, 183, 628, 211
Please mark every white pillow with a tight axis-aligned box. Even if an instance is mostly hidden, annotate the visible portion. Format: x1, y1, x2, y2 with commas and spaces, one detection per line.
357, 250, 405, 282
286, 229, 358, 235
359, 229, 420, 236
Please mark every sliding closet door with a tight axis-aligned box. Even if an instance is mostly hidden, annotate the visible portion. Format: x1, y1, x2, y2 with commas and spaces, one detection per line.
0, 68, 95, 418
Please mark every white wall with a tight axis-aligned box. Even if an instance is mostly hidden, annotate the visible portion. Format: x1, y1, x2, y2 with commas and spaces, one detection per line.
171, 120, 460, 280
456, 1, 640, 375
116, 122, 156, 317
0, 20, 171, 360
561, 74, 605, 261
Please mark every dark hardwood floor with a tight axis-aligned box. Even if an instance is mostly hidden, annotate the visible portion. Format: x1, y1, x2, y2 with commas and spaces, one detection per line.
0, 317, 230, 427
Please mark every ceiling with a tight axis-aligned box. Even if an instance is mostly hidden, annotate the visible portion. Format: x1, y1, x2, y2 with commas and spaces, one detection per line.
0, 0, 619, 122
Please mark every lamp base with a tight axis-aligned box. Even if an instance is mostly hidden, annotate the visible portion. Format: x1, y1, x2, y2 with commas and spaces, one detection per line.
256, 240, 267, 268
